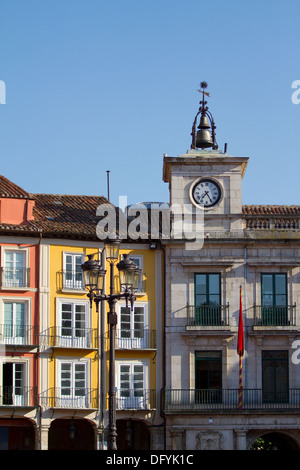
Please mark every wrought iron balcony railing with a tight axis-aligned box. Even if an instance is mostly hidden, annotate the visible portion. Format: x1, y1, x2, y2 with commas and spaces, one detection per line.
0, 324, 38, 346
186, 304, 230, 327
40, 387, 98, 409
62, 271, 84, 291
40, 327, 98, 349
115, 389, 156, 410
1, 267, 30, 288
164, 388, 300, 411
253, 304, 296, 327
0, 386, 37, 407
113, 329, 156, 349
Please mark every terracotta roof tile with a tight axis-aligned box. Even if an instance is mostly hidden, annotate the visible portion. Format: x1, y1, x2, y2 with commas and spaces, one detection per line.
30, 193, 113, 239
0, 175, 32, 198
242, 205, 300, 216
0, 177, 114, 239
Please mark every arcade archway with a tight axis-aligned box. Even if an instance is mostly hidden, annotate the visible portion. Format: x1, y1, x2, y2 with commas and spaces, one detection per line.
250, 432, 299, 450
48, 418, 96, 450
0, 418, 36, 450
117, 419, 150, 450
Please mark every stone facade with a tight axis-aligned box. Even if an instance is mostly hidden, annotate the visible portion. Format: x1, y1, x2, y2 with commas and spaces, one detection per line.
162, 149, 300, 450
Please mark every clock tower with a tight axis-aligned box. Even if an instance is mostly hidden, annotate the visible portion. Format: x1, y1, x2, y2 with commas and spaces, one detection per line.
163, 83, 249, 234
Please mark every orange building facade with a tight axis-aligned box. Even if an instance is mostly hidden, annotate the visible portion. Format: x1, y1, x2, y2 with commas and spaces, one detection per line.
0, 178, 40, 449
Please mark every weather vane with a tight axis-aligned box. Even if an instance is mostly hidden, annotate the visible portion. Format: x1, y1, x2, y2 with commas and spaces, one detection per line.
197, 81, 210, 99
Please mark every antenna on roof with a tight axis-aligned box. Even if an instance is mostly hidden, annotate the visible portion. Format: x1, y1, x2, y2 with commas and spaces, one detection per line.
106, 170, 110, 201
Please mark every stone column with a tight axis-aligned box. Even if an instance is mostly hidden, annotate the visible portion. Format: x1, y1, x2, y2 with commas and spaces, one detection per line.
235, 429, 247, 450
97, 426, 106, 450
39, 424, 50, 450
170, 430, 185, 450
150, 426, 165, 450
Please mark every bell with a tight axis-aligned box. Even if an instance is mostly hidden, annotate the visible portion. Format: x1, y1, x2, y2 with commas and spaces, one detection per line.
190, 84, 218, 150
195, 129, 213, 148
199, 113, 210, 129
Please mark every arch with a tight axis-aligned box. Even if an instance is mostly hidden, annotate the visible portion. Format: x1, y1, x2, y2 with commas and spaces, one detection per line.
48, 417, 97, 450
116, 419, 150, 450
249, 431, 300, 450
0, 418, 36, 450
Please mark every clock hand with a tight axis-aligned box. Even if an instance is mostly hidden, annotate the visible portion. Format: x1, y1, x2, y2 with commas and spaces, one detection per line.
204, 191, 213, 203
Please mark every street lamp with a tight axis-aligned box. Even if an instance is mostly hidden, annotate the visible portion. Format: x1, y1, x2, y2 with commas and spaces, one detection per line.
81, 239, 141, 450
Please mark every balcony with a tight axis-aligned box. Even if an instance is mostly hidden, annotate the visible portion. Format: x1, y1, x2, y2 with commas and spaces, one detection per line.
186, 304, 230, 328
40, 387, 98, 409
252, 304, 297, 328
164, 388, 300, 412
114, 329, 156, 349
115, 389, 156, 410
62, 271, 84, 291
1, 267, 30, 289
0, 386, 37, 407
245, 217, 300, 230
40, 327, 98, 349
0, 324, 38, 346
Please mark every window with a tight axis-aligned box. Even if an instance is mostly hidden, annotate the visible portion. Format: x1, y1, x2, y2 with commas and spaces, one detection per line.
127, 255, 144, 292
0, 298, 32, 346
117, 362, 147, 409
2, 363, 25, 406
58, 360, 87, 408
2, 250, 28, 288
3, 302, 26, 345
118, 304, 147, 348
262, 350, 288, 403
194, 274, 221, 325
195, 351, 222, 403
63, 253, 84, 290
58, 300, 89, 348
261, 274, 287, 325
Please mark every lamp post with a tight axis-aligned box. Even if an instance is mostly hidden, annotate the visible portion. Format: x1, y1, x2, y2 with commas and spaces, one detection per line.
81, 239, 141, 450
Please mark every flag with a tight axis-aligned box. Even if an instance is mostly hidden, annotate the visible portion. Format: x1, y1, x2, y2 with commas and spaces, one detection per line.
237, 285, 244, 410
237, 285, 244, 356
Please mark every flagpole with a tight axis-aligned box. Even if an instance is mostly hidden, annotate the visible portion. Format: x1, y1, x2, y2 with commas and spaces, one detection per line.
238, 354, 243, 410
237, 285, 244, 410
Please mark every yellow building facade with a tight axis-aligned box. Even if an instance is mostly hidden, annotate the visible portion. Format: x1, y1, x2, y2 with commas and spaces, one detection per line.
39, 239, 164, 450
39, 240, 102, 450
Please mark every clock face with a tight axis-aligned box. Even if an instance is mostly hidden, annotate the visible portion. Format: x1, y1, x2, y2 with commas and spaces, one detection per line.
191, 178, 222, 208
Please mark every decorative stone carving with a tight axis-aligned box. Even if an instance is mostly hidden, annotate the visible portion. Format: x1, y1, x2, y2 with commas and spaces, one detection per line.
196, 431, 224, 450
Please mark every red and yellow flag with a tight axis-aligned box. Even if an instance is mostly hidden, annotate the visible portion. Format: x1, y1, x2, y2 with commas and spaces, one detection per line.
237, 286, 244, 410
237, 286, 244, 356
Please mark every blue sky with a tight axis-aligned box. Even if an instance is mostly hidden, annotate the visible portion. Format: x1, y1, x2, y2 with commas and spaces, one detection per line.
0, 0, 299, 207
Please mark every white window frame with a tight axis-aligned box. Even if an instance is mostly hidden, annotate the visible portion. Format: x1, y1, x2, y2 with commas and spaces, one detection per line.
0, 357, 30, 406
56, 298, 90, 348
0, 297, 31, 346
62, 252, 84, 291
116, 359, 149, 410
1, 246, 29, 289
116, 301, 149, 349
56, 357, 90, 408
